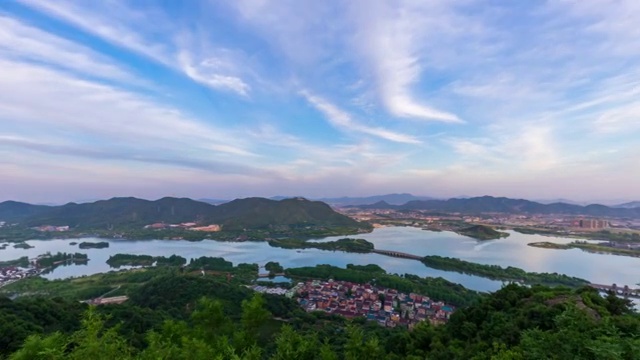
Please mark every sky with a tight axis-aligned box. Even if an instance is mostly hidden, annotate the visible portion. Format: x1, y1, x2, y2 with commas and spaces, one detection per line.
1, 0, 639, 204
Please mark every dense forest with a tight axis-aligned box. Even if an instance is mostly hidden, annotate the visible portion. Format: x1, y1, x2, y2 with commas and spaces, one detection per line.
1, 271, 638, 359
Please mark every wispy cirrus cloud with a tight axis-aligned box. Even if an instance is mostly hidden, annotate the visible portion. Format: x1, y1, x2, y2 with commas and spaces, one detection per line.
349, 0, 465, 123
16, 0, 252, 96
0, 15, 137, 84
0, 59, 255, 160
301, 90, 421, 144
2, 0, 640, 202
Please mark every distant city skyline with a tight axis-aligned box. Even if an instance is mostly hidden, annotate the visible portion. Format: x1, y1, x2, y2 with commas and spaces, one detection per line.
1, 1, 639, 203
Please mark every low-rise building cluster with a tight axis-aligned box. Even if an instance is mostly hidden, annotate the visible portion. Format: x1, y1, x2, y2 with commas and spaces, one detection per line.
296, 280, 454, 328
143, 222, 221, 232
34, 225, 69, 232
250, 284, 298, 297
0, 266, 38, 287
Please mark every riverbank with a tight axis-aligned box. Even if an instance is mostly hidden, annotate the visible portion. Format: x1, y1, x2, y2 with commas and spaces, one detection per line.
514, 227, 640, 243
0, 224, 372, 243
529, 241, 640, 257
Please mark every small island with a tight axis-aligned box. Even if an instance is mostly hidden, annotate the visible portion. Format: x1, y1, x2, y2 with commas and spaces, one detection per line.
528, 241, 571, 250
455, 225, 510, 241
268, 238, 374, 253
37, 252, 88, 267
13, 242, 34, 249
78, 241, 109, 249
106, 254, 187, 268
69, 242, 78, 246
420, 255, 588, 288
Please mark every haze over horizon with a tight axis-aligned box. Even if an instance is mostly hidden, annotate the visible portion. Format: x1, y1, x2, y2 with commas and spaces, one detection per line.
1, 1, 639, 204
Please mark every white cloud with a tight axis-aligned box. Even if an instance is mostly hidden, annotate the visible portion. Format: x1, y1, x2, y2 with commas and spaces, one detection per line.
349, 1, 467, 123
0, 59, 255, 161
0, 16, 137, 84
301, 90, 421, 144
17, 0, 252, 96
178, 51, 250, 96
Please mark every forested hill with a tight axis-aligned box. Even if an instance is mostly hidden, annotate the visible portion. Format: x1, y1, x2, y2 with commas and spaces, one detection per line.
0, 197, 360, 230
1, 274, 638, 359
0, 201, 51, 222
354, 195, 640, 218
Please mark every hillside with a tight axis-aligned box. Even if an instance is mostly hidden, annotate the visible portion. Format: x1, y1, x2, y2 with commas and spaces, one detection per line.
317, 193, 436, 206
1, 269, 638, 359
0, 197, 360, 230
356, 195, 640, 218
614, 201, 640, 209
210, 197, 359, 230
0, 201, 51, 222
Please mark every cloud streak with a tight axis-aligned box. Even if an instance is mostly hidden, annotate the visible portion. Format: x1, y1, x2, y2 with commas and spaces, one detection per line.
301, 90, 421, 144
17, 0, 252, 96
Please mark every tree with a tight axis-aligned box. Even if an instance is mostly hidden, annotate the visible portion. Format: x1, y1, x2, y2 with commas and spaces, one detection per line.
191, 297, 234, 342
240, 294, 271, 345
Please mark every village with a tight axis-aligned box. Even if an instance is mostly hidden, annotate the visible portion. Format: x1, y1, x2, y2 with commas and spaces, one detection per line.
253, 280, 455, 328
0, 264, 40, 288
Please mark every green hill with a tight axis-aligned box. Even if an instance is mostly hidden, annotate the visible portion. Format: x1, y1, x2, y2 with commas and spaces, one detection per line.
0, 201, 50, 222
211, 197, 359, 230
1, 197, 360, 230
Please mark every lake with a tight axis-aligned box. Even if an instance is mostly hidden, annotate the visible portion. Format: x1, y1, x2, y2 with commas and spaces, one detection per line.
1, 226, 639, 293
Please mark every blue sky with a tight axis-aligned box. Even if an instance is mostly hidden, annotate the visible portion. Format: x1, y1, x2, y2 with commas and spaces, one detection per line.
1, 0, 639, 203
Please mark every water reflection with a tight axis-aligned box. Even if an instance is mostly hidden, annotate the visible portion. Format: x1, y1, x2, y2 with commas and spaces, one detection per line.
0, 226, 638, 292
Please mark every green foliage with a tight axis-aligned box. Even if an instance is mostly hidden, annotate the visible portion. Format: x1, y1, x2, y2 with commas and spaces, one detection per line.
78, 241, 109, 249
269, 238, 374, 253
36, 252, 88, 267
107, 254, 155, 268
0, 256, 30, 267
421, 255, 589, 287
265, 261, 284, 274
346, 264, 386, 273
3, 270, 640, 359
241, 294, 272, 342
0, 296, 85, 355
456, 225, 510, 240
188, 256, 234, 271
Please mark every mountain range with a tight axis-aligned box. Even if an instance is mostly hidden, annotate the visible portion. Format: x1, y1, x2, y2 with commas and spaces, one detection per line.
613, 201, 640, 209
200, 194, 437, 206
0, 197, 359, 230
314, 193, 437, 206
353, 196, 640, 218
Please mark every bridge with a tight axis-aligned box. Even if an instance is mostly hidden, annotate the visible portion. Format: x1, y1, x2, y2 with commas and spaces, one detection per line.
589, 283, 640, 298
372, 249, 423, 261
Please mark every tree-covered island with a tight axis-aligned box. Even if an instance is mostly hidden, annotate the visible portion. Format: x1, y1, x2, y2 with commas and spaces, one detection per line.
420, 255, 589, 287
267, 238, 374, 253
78, 241, 109, 249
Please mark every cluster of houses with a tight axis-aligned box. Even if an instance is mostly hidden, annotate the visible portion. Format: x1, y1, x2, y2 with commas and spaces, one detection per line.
34, 225, 69, 232
295, 280, 454, 328
0, 266, 38, 288
250, 284, 296, 297
143, 222, 221, 232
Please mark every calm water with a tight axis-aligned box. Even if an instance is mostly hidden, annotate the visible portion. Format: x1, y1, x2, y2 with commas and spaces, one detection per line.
1, 227, 639, 293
